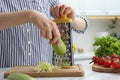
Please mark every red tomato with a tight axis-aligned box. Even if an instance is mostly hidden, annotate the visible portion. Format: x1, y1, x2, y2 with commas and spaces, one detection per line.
98, 58, 105, 65
112, 62, 120, 69
92, 56, 99, 63
111, 53, 118, 58
119, 57, 120, 61
112, 58, 120, 62
104, 60, 112, 68
105, 56, 111, 60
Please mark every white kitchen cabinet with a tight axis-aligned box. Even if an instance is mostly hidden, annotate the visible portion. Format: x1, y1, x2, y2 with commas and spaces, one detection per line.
104, 0, 120, 15
59, 0, 120, 16
82, 0, 105, 16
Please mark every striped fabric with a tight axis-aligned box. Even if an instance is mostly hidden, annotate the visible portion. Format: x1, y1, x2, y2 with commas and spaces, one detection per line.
0, 0, 88, 68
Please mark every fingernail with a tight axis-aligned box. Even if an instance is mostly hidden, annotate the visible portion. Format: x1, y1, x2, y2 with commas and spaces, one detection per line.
57, 41, 61, 46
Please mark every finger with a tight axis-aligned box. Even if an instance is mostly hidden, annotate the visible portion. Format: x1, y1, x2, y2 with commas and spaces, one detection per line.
64, 7, 75, 20
51, 5, 61, 18
59, 5, 67, 17
50, 36, 61, 46
50, 36, 57, 44
56, 38, 61, 46
49, 26, 61, 44
55, 6, 61, 18
63, 7, 72, 16
46, 27, 52, 39
50, 30, 60, 44
40, 28, 47, 38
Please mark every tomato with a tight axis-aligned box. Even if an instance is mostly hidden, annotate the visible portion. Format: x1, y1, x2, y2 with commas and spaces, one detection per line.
119, 57, 120, 61
98, 58, 105, 65
112, 58, 120, 62
105, 56, 111, 60
89, 56, 99, 64
104, 60, 112, 68
112, 62, 120, 69
111, 53, 118, 58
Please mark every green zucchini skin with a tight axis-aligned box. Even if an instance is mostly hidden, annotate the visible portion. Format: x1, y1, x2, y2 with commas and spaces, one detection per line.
7, 73, 35, 80
52, 40, 66, 55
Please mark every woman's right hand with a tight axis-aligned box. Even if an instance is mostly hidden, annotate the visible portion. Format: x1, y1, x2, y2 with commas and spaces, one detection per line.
29, 10, 61, 45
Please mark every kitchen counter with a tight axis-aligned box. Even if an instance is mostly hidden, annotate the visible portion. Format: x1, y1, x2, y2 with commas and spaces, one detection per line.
1, 60, 120, 80
74, 51, 94, 60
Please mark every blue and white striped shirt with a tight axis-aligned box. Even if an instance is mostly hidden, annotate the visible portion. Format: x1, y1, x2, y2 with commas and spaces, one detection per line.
0, 0, 88, 68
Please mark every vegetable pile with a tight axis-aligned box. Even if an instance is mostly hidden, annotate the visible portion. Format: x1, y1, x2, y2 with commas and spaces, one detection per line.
93, 35, 120, 57
91, 35, 120, 69
34, 62, 60, 72
90, 53, 120, 69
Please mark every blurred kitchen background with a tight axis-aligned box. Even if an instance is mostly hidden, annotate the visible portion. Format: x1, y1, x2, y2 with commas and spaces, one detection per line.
59, 0, 120, 60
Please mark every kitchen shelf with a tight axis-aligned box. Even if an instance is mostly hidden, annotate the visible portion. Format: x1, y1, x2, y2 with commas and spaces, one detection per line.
87, 16, 120, 19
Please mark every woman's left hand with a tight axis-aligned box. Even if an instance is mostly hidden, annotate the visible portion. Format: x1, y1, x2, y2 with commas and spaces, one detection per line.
51, 4, 75, 20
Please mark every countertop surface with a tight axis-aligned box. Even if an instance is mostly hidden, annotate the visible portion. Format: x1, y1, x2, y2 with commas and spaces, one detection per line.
1, 59, 120, 80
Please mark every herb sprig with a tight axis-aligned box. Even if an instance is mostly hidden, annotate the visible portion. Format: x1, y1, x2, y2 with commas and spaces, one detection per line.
93, 35, 120, 57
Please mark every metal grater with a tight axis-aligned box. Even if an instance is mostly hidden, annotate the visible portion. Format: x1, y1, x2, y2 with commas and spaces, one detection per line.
52, 16, 74, 66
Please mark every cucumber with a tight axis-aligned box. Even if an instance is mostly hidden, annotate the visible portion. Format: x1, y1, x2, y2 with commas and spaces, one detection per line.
52, 40, 66, 55
7, 73, 35, 80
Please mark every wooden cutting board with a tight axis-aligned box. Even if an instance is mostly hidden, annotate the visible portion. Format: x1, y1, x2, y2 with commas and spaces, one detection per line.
4, 64, 84, 78
92, 64, 120, 73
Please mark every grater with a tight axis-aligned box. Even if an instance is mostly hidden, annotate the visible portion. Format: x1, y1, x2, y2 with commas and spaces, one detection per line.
52, 16, 74, 66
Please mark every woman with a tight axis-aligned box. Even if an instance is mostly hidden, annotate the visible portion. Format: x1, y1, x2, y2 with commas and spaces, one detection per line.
0, 0, 88, 68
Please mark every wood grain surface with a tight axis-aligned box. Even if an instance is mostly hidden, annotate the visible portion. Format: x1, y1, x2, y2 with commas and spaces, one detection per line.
4, 64, 84, 78
92, 64, 120, 73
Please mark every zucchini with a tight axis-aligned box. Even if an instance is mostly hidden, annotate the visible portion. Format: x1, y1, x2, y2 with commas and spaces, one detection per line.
7, 73, 35, 80
52, 40, 66, 55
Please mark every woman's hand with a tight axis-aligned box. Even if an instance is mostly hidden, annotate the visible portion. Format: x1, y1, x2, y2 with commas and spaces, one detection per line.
30, 10, 61, 45
51, 4, 86, 31
51, 4, 75, 20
